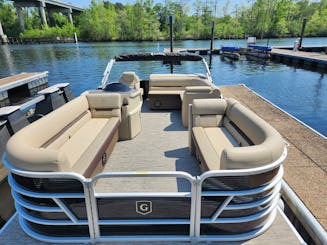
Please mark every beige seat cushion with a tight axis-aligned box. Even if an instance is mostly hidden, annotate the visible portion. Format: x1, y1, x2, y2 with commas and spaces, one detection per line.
192, 127, 238, 170
45, 111, 92, 149
119, 71, 140, 89
181, 87, 222, 127
60, 117, 119, 174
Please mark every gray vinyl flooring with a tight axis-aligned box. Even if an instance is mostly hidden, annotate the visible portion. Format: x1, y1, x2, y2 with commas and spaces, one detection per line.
95, 104, 201, 193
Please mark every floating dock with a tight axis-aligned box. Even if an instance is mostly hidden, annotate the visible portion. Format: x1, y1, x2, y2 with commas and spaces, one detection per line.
0, 72, 48, 107
270, 48, 327, 71
164, 46, 327, 71
219, 85, 327, 237
163, 48, 220, 55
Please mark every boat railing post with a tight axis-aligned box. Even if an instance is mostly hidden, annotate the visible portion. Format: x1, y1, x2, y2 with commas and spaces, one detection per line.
86, 179, 100, 241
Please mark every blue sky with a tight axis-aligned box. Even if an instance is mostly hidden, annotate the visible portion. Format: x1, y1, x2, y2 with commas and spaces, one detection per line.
67, 0, 249, 16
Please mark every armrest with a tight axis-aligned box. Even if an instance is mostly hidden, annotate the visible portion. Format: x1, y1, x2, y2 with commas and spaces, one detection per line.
6, 137, 70, 172
220, 145, 272, 170
185, 86, 212, 93
220, 136, 285, 169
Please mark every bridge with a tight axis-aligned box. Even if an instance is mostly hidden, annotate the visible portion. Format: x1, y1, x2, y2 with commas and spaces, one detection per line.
0, 0, 84, 43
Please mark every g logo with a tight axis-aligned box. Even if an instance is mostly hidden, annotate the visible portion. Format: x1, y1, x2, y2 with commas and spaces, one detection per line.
136, 201, 152, 215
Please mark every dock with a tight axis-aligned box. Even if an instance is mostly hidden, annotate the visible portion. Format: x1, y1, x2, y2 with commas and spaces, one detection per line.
270, 48, 327, 71
0, 72, 48, 107
163, 48, 220, 55
219, 85, 327, 233
164, 46, 327, 71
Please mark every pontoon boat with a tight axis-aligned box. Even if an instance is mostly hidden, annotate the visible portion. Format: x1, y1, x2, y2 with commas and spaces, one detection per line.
2, 53, 300, 243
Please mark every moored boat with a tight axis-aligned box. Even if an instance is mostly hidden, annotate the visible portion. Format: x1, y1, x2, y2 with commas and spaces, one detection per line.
245, 45, 272, 60
220, 46, 241, 61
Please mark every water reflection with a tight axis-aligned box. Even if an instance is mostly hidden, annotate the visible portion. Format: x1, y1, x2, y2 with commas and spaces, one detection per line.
313, 73, 324, 113
0, 45, 15, 75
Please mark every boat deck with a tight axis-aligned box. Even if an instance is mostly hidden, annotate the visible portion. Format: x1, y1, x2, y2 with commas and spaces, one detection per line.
219, 84, 327, 230
0, 209, 303, 245
0, 101, 304, 244
96, 105, 201, 193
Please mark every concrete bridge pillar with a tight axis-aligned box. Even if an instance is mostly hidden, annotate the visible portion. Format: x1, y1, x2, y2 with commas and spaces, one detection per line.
68, 8, 73, 25
0, 20, 9, 44
39, 1, 48, 27
48, 9, 55, 27
14, 4, 25, 32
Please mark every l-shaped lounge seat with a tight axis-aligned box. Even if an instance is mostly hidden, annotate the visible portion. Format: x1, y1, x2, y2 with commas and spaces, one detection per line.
189, 98, 286, 189
147, 73, 222, 128
6, 89, 143, 179
6, 93, 122, 177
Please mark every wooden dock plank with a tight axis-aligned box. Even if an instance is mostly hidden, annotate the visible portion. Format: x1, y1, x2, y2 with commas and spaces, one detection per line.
0, 73, 39, 87
219, 84, 327, 230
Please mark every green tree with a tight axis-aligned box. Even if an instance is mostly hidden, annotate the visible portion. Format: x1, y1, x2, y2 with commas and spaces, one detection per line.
78, 0, 117, 41
0, 1, 20, 37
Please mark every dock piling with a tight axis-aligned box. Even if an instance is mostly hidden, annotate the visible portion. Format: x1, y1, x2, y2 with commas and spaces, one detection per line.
169, 16, 173, 53
299, 18, 307, 48
209, 21, 215, 69
168, 15, 174, 73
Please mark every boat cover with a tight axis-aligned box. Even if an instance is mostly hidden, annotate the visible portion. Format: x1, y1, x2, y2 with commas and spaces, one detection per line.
248, 45, 272, 51
221, 46, 240, 52
114, 52, 203, 62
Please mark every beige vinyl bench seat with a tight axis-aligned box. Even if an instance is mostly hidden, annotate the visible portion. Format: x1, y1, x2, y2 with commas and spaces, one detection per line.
6, 93, 122, 177
59, 118, 119, 176
148, 74, 215, 109
192, 127, 238, 171
190, 98, 285, 171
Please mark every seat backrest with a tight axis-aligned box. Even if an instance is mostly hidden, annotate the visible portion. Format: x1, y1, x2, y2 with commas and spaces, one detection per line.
119, 71, 140, 90
182, 86, 221, 127
225, 98, 269, 145
192, 99, 227, 127
149, 74, 211, 88
86, 93, 122, 119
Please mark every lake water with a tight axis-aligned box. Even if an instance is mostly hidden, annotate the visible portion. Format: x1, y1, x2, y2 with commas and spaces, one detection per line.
0, 37, 326, 137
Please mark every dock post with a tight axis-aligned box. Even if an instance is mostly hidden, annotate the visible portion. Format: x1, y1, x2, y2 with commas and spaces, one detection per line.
169, 15, 173, 53
168, 15, 174, 73
74, 32, 78, 43
209, 21, 215, 69
299, 18, 307, 48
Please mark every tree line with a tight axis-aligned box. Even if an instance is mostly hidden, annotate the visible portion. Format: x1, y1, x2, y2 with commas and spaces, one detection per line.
1, 0, 326, 41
